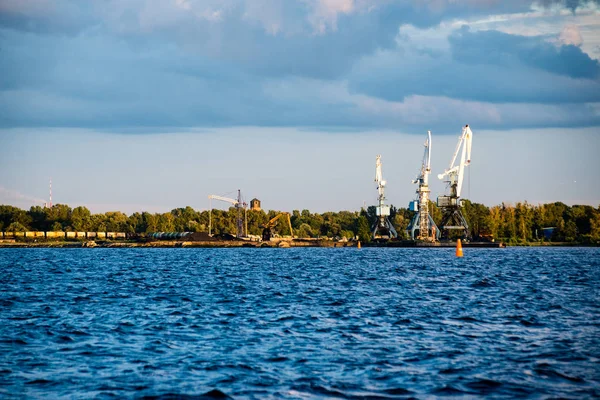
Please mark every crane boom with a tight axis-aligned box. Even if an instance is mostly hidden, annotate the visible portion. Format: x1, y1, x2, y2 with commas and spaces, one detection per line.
208, 195, 239, 206
375, 155, 386, 198
412, 130, 432, 186
438, 124, 472, 199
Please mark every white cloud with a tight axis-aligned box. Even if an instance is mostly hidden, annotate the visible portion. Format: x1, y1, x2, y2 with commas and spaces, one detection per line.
559, 24, 583, 45
309, 0, 354, 33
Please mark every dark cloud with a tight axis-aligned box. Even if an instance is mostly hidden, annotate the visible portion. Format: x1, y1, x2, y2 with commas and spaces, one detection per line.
0, 1, 94, 35
349, 26, 600, 105
536, 0, 600, 11
1, 1, 599, 132
449, 26, 599, 79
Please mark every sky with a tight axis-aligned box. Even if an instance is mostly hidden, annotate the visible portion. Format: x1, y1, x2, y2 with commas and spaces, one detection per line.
1, 0, 599, 214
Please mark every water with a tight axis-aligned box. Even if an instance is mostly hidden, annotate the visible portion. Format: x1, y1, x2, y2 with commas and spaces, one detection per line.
0, 247, 599, 399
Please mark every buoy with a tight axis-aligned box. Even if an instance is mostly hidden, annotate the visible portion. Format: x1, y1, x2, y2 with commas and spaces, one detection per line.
357, 241, 361, 249
456, 239, 463, 257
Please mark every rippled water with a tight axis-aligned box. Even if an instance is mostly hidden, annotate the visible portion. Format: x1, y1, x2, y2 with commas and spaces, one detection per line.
1, 247, 599, 399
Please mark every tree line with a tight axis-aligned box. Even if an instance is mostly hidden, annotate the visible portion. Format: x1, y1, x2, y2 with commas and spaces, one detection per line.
1, 201, 599, 244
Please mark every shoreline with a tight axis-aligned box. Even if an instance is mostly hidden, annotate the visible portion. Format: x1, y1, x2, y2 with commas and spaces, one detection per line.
0, 240, 594, 248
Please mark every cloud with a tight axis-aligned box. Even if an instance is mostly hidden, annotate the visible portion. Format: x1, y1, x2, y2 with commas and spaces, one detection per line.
349, 26, 600, 105
536, 0, 600, 12
0, 186, 46, 205
559, 24, 583, 45
1, 1, 599, 131
449, 26, 599, 79
0, 0, 93, 35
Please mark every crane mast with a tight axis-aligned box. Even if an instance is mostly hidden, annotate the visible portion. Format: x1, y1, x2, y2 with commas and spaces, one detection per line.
372, 155, 397, 239
208, 189, 247, 238
436, 125, 473, 240
407, 131, 440, 241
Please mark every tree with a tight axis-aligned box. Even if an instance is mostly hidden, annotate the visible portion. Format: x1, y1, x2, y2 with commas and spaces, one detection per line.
28, 205, 48, 231
142, 212, 158, 233
157, 212, 175, 232
46, 204, 72, 228
7, 221, 26, 233
105, 211, 128, 232
71, 206, 92, 231
564, 220, 577, 242
90, 214, 107, 232
590, 212, 600, 243
0, 205, 32, 231
355, 215, 371, 243
296, 223, 314, 238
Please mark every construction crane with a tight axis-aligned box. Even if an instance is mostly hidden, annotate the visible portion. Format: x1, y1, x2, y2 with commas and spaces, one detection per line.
208, 190, 247, 238
372, 155, 397, 239
437, 124, 473, 240
261, 212, 293, 241
407, 131, 440, 241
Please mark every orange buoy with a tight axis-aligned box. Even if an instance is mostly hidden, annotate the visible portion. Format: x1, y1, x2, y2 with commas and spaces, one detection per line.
456, 239, 463, 257
357, 241, 361, 249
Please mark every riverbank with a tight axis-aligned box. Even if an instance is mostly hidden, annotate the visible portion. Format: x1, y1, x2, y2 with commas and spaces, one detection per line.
0, 239, 353, 248
2, 239, 593, 248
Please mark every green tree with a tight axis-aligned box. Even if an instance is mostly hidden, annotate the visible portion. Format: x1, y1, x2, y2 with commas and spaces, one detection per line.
46, 204, 72, 228
355, 215, 371, 243
295, 223, 313, 238
157, 212, 175, 232
0, 205, 32, 231
590, 211, 600, 243
7, 221, 26, 233
71, 206, 92, 231
105, 211, 128, 232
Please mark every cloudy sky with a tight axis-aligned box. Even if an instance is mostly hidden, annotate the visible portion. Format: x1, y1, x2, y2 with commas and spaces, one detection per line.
1, 0, 599, 213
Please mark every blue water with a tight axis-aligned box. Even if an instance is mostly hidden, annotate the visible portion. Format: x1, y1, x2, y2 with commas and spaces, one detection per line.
0, 247, 599, 399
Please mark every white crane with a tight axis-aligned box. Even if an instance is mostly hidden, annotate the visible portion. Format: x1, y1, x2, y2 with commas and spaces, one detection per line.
208, 190, 247, 237
407, 131, 439, 241
438, 124, 472, 202
372, 155, 397, 239
437, 125, 473, 239
375, 155, 386, 205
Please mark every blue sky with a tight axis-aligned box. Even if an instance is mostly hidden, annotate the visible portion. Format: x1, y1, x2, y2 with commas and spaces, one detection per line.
1, 0, 599, 213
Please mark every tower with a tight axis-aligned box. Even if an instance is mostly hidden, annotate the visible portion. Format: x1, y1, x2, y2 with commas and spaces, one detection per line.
250, 198, 261, 211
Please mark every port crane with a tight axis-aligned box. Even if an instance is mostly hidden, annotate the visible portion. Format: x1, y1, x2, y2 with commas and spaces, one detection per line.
372, 155, 397, 239
407, 131, 440, 241
208, 190, 247, 238
261, 212, 293, 241
437, 125, 473, 240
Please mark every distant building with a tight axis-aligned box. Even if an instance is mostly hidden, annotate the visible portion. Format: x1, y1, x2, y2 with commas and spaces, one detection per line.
540, 227, 555, 240
250, 198, 261, 211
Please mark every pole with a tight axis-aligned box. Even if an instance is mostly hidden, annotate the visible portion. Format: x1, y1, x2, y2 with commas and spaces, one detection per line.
208, 198, 212, 236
